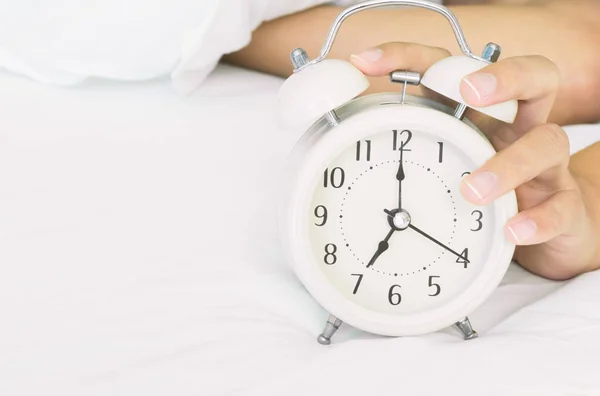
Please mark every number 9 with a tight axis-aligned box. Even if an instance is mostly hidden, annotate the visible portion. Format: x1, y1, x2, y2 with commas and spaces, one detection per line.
314, 205, 328, 226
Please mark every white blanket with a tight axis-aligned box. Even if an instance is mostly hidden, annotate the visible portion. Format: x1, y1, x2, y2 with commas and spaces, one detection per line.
0, 64, 599, 396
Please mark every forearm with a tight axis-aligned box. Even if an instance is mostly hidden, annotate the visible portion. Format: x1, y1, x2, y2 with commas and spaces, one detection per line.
225, 0, 600, 125
570, 142, 600, 273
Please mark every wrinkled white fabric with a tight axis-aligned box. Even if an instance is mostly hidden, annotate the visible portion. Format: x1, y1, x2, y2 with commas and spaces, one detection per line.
0, 1, 216, 84
0, 64, 599, 396
0, 1, 448, 93
0, 0, 364, 93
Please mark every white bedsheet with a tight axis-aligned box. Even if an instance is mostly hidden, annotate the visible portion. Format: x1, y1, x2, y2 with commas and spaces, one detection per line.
1, 65, 599, 396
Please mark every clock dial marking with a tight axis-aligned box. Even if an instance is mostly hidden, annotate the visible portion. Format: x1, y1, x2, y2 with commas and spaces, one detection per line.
339, 159, 458, 277
309, 126, 496, 315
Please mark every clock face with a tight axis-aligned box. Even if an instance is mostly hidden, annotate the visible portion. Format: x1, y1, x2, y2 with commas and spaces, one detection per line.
308, 126, 495, 315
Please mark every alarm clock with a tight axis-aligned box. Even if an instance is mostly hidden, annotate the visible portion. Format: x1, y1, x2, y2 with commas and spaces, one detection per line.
277, 0, 519, 345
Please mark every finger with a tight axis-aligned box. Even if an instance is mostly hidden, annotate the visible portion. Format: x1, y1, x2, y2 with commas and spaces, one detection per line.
350, 42, 451, 76
459, 55, 560, 130
504, 189, 583, 246
349, 42, 452, 102
460, 55, 559, 105
459, 123, 571, 205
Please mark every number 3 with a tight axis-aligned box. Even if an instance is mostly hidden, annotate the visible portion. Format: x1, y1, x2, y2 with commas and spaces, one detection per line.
471, 210, 483, 231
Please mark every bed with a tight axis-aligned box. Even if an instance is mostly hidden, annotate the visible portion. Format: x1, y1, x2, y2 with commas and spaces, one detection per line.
1, 63, 600, 396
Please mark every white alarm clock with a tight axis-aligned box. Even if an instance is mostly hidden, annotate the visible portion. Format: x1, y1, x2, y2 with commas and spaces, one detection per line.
277, 0, 518, 345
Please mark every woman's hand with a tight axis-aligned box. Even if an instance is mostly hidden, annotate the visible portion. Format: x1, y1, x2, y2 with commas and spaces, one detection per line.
350, 43, 600, 280
225, 0, 600, 124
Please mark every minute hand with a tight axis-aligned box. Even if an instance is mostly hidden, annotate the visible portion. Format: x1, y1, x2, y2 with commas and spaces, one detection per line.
408, 224, 470, 263
396, 148, 405, 210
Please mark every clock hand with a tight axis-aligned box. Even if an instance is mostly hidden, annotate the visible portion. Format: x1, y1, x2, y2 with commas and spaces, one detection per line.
366, 228, 395, 268
407, 224, 470, 263
396, 148, 405, 210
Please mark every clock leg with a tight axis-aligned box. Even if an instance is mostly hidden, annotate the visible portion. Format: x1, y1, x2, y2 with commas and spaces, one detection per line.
317, 314, 343, 345
455, 317, 479, 340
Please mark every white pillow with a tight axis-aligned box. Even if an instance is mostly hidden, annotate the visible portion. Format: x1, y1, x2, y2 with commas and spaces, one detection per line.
0, 0, 359, 93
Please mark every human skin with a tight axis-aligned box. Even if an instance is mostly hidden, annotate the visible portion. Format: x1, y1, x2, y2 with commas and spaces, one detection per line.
225, 0, 600, 280
224, 0, 600, 126
348, 42, 600, 280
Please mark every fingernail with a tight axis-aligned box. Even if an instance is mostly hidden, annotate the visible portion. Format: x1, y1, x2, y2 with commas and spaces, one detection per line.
508, 218, 538, 243
351, 48, 383, 64
462, 73, 497, 104
463, 171, 497, 201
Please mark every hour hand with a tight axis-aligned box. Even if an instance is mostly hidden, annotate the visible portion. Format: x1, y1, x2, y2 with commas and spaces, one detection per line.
366, 228, 395, 268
